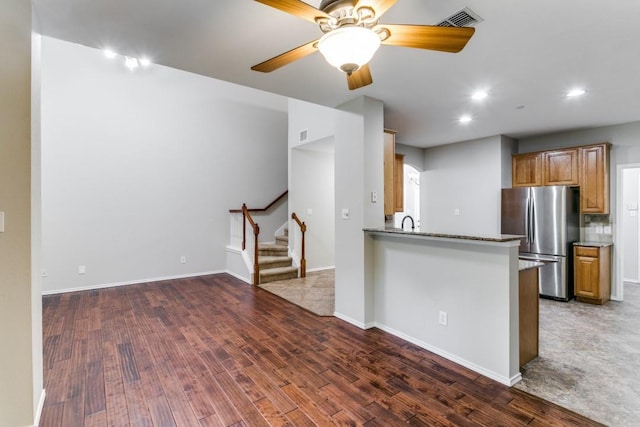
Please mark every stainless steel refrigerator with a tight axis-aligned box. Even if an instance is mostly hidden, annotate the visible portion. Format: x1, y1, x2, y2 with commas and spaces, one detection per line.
501, 186, 580, 300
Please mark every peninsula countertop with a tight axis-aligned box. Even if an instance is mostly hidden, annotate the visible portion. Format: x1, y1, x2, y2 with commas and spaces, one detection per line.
363, 227, 523, 244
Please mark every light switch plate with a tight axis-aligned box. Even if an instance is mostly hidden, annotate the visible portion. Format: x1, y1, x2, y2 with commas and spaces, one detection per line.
371, 191, 377, 203
0, 211, 4, 232
341, 208, 350, 220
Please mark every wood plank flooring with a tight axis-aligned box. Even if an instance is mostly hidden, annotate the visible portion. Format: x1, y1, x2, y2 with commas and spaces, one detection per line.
40, 274, 603, 426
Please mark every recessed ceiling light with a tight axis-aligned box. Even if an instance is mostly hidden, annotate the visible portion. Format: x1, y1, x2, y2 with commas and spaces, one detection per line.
459, 115, 472, 124
139, 58, 151, 67
104, 49, 117, 59
472, 91, 488, 101
124, 56, 139, 70
566, 88, 586, 97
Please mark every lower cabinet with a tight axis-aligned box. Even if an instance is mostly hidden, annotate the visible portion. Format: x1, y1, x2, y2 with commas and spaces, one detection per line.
574, 245, 612, 304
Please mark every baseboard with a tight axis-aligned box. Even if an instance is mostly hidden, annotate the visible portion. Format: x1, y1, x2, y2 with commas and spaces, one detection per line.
307, 266, 335, 273
332, 312, 375, 330
41, 271, 225, 295
34, 389, 45, 427
373, 322, 521, 387
225, 270, 251, 284
624, 279, 640, 285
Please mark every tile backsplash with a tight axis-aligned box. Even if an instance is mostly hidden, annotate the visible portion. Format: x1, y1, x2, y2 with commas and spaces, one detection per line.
582, 214, 613, 243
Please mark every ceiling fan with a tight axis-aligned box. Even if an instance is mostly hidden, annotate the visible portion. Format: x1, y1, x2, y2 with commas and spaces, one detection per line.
251, 0, 476, 90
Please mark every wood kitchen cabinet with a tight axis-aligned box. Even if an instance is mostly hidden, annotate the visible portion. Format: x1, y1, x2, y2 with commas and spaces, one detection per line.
394, 154, 404, 212
519, 266, 539, 368
574, 245, 611, 304
384, 130, 396, 216
512, 142, 610, 214
543, 148, 578, 186
580, 143, 610, 214
512, 152, 542, 187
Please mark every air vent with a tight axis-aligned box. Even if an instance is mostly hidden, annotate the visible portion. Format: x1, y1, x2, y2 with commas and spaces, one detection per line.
437, 7, 483, 27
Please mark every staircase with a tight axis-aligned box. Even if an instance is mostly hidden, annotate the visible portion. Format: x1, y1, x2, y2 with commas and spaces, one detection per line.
257, 228, 298, 284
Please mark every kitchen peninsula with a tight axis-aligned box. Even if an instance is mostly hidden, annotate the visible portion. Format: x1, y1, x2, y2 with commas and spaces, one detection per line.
363, 228, 524, 385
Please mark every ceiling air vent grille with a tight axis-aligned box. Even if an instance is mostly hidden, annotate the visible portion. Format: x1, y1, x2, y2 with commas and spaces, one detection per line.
437, 7, 483, 27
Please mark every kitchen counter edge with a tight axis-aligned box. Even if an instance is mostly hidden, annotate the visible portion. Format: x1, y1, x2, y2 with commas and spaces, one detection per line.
573, 241, 613, 247
364, 228, 523, 246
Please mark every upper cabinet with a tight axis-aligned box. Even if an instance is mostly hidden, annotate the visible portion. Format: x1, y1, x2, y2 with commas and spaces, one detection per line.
543, 148, 579, 186
394, 154, 405, 213
580, 143, 610, 214
512, 153, 542, 187
384, 130, 396, 216
512, 143, 610, 214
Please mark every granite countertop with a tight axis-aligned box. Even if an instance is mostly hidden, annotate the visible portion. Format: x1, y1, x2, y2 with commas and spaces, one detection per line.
573, 241, 613, 247
519, 260, 544, 271
363, 227, 523, 243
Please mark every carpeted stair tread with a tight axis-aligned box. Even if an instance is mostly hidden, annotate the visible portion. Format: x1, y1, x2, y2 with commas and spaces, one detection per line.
275, 235, 289, 245
258, 256, 293, 268
259, 266, 299, 284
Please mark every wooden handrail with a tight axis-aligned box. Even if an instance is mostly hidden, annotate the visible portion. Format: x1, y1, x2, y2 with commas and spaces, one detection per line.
229, 191, 288, 213
291, 212, 307, 278
242, 204, 260, 285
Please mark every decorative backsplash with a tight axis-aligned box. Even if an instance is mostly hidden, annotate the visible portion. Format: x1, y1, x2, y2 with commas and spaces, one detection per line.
582, 214, 613, 242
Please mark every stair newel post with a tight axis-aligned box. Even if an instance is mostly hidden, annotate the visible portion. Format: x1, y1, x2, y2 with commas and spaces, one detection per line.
300, 221, 306, 278
241, 203, 247, 251
253, 223, 260, 285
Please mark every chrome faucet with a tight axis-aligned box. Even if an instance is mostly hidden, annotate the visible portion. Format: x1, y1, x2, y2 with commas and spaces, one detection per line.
401, 215, 415, 231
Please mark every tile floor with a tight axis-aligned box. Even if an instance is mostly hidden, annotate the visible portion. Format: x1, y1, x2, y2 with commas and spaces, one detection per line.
515, 283, 640, 426
258, 269, 335, 316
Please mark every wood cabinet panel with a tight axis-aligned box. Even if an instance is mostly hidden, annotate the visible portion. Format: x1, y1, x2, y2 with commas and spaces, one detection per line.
519, 267, 539, 368
543, 149, 578, 185
512, 153, 542, 187
574, 245, 611, 304
384, 131, 395, 216
580, 144, 610, 214
394, 154, 404, 212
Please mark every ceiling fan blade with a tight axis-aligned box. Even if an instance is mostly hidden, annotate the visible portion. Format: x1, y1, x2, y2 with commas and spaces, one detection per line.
254, 0, 331, 24
354, 0, 397, 18
381, 24, 475, 53
251, 39, 319, 72
347, 64, 373, 90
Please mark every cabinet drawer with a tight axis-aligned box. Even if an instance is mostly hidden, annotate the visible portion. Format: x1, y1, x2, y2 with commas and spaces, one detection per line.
575, 246, 599, 257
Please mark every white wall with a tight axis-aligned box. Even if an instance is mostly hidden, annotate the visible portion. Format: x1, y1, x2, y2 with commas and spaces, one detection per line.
41, 37, 289, 293
519, 120, 640, 298
0, 1, 43, 425
421, 135, 515, 235
290, 141, 335, 270
288, 99, 337, 271
334, 96, 385, 327
622, 168, 639, 283
395, 142, 425, 171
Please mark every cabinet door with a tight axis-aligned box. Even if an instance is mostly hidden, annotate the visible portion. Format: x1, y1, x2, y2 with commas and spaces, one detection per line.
383, 131, 395, 216
574, 254, 600, 299
394, 154, 404, 212
580, 144, 609, 213
543, 149, 578, 185
512, 153, 542, 187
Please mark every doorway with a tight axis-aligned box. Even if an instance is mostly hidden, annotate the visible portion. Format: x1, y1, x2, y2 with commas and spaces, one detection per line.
617, 164, 640, 300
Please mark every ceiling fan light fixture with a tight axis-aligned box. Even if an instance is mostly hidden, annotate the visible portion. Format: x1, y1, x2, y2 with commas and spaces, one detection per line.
318, 26, 381, 74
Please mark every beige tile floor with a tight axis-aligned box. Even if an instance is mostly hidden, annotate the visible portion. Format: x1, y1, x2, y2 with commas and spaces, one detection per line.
516, 283, 640, 426
261, 270, 639, 426
259, 269, 335, 316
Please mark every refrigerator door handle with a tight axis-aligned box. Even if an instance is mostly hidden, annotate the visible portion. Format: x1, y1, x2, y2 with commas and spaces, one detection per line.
530, 198, 536, 244
524, 198, 530, 244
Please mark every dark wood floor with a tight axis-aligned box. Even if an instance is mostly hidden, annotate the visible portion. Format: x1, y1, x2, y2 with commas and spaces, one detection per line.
41, 274, 603, 427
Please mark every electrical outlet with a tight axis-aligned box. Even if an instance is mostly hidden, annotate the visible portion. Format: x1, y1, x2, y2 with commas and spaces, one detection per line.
438, 311, 448, 326
454, 208, 460, 216
78, 265, 86, 274
180, 256, 186, 264
41, 269, 48, 278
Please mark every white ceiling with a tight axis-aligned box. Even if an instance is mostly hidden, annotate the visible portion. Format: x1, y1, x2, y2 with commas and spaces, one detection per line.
32, 0, 640, 147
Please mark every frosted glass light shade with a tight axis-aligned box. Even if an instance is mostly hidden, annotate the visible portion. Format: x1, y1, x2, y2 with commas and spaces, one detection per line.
318, 26, 381, 74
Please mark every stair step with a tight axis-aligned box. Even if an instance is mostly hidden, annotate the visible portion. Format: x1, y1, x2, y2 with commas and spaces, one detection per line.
259, 266, 298, 284
258, 256, 292, 269
275, 235, 289, 245
258, 243, 288, 256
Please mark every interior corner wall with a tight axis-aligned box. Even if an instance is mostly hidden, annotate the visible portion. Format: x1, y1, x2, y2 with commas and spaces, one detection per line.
40, 37, 288, 293
421, 135, 504, 235
395, 142, 426, 172
0, 1, 41, 425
